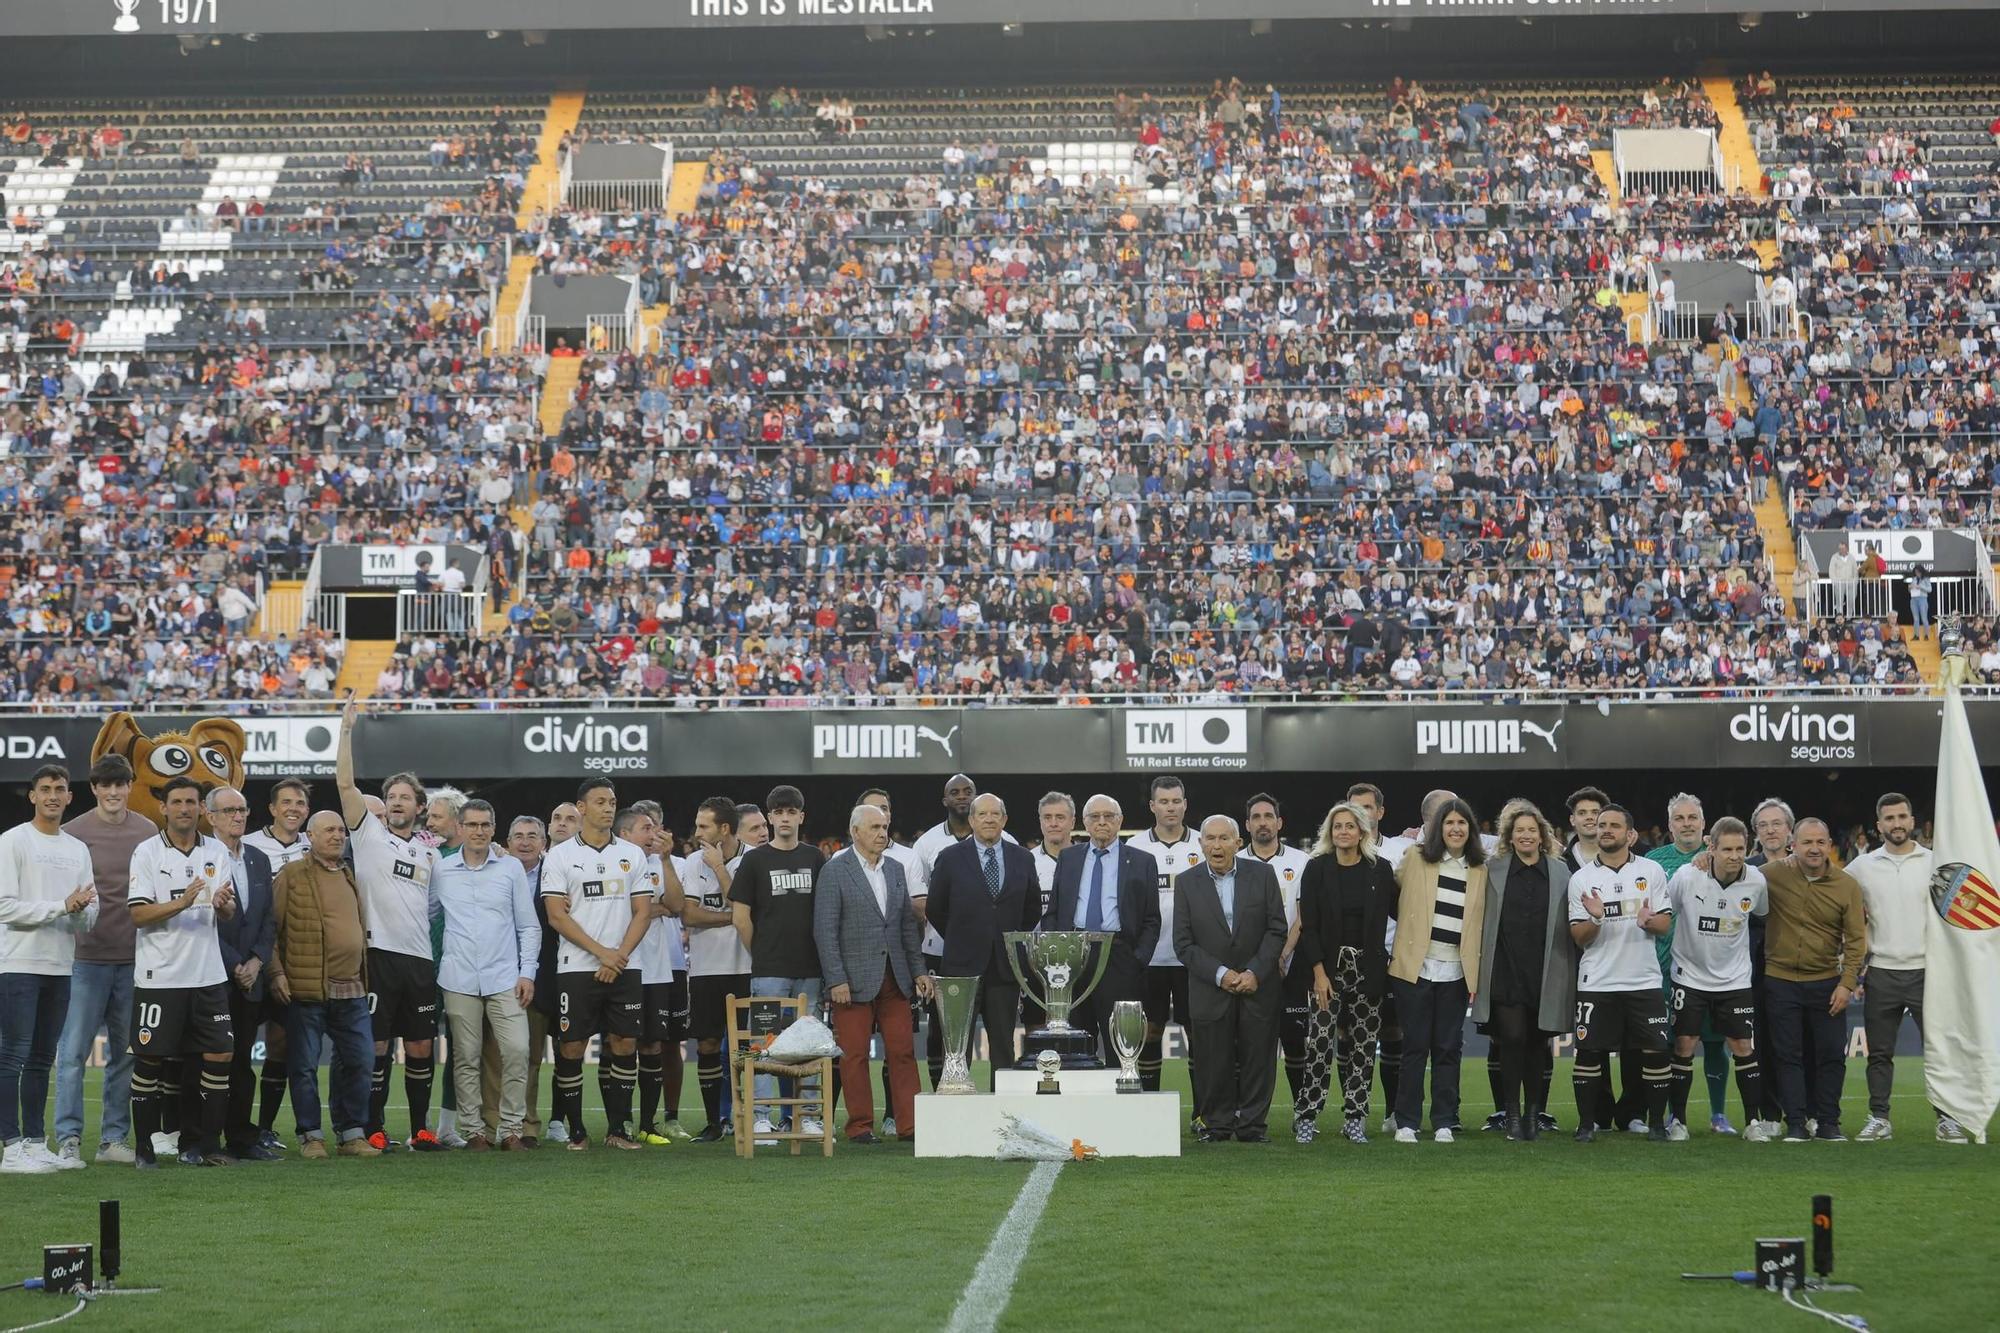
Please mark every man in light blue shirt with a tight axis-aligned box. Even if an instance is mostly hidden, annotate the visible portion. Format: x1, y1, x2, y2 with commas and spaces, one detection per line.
431, 799, 539, 1151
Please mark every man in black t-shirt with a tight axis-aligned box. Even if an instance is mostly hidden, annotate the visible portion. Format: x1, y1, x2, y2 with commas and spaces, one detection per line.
728, 785, 827, 1138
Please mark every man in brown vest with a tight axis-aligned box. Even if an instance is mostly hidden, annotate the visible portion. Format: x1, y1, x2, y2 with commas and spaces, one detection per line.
269, 811, 380, 1159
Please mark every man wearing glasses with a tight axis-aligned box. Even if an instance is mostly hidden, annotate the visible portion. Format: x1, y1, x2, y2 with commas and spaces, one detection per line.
206, 788, 281, 1161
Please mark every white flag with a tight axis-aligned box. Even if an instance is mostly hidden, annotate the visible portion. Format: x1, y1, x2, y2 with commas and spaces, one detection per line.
1925, 680, 2000, 1142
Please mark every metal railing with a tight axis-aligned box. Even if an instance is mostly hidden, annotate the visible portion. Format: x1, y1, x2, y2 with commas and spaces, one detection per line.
308, 592, 348, 639
1808, 576, 1894, 623
395, 591, 482, 638
585, 313, 633, 353
1657, 299, 1701, 343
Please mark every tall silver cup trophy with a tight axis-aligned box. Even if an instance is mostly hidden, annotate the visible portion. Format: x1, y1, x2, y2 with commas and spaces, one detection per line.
1003, 930, 1112, 1068
931, 976, 982, 1094
1110, 999, 1146, 1093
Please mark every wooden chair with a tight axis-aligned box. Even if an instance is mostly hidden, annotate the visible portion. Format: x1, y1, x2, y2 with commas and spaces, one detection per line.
725, 993, 834, 1159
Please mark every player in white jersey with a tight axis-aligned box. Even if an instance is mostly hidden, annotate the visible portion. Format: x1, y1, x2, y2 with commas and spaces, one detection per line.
126, 777, 238, 1167
542, 777, 651, 1150
1243, 794, 1314, 1132
335, 696, 443, 1152
1664, 817, 1771, 1139
240, 777, 311, 1151
619, 803, 691, 1146
1127, 775, 1201, 1097
1566, 805, 1675, 1142
677, 796, 747, 1141
0, 765, 98, 1176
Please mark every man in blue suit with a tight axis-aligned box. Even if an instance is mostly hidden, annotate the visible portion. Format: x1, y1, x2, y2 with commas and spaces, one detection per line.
1041, 794, 1160, 1061
207, 787, 280, 1161
926, 794, 1040, 1088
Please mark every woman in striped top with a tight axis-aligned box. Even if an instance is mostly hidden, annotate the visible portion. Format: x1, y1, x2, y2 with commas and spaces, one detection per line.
1387, 798, 1488, 1145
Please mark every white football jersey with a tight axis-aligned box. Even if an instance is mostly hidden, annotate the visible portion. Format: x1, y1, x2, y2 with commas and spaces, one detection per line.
632, 853, 687, 979
1244, 844, 1311, 927
540, 833, 649, 974
1128, 828, 1202, 967
1666, 863, 1767, 992
1568, 855, 1673, 993
684, 848, 750, 977
128, 832, 230, 989
243, 827, 310, 871
351, 811, 436, 960
1031, 844, 1062, 921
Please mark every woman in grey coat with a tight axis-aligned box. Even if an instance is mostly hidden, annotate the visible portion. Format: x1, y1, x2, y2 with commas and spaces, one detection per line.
1472, 799, 1577, 1141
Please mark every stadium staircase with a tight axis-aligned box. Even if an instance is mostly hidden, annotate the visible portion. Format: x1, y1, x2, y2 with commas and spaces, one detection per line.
632, 159, 710, 345
334, 639, 398, 699
1701, 74, 1782, 272
539, 356, 582, 439
1754, 477, 1798, 623
256, 579, 304, 636
1589, 149, 1621, 207
494, 90, 586, 350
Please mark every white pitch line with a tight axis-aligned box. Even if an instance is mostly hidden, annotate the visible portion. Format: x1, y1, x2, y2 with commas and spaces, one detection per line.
944, 1159, 1063, 1333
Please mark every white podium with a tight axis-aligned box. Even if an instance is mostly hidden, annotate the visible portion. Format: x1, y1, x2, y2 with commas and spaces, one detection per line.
914, 1090, 1182, 1158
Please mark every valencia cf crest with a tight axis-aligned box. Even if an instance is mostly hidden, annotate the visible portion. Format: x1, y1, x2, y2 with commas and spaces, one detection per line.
1635, 878, 1648, 892
619, 858, 632, 873
1185, 853, 1199, 866
138, 1029, 151, 1045
1739, 897, 1754, 913
1575, 1026, 1588, 1042
1932, 862, 2000, 931
1284, 868, 1295, 881
203, 862, 216, 877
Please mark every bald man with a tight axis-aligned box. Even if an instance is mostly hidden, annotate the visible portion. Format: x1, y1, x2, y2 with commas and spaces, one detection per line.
1174, 816, 1287, 1142
926, 794, 1040, 1088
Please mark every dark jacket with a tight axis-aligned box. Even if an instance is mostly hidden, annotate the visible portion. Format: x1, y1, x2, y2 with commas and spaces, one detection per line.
216, 841, 276, 1002
927, 836, 1041, 978
1040, 840, 1161, 985
1294, 850, 1396, 999
1470, 852, 1578, 1033
1173, 858, 1287, 1024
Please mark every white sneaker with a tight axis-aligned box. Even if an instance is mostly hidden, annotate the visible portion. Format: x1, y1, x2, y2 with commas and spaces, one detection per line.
0, 1142, 56, 1175
1625, 1118, 1648, 1135
50, 1139, 87, 1170
1393, 1126, 1419, 1144
1381, 1115, 1397, 1134
882, 1116, 898, 1138
799, 1117, 825, 1138
1743, 1118, 1780, 1143
436, 1128, 469, 1151
1805, 1118, 1818, 1137
151, 1132, 179, 1158
752, 1117, 778, 1146
1938, 1117, 1969, 1144
1856, 1115, 1893, 1142
96, 1141, 135, 1165
1666, 1120, 1690, 1142
1432, 1127, 1455, 1144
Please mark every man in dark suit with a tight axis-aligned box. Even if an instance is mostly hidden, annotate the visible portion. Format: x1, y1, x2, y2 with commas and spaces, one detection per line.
206, 787, 280, 1160
1041, 794, 1159, 1060
1173, 814, 1287, 1142
926, 794, 1040, 1089
815, 803, 934, 1144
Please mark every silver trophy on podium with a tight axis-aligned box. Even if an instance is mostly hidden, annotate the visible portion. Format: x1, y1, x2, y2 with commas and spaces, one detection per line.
1111, 999, 1146, 1093
1004, 930, 1113, 1068
931, 976, 982, 1094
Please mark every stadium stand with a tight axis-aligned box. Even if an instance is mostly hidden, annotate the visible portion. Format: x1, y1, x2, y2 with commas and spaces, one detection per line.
2, 73, 1989, 707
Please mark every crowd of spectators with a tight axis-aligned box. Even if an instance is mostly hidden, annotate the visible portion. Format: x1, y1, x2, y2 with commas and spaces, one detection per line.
4, 74, 1998, 706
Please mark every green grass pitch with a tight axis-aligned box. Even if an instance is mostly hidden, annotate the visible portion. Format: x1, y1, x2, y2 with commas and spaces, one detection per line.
2, 1060, 1992, 1331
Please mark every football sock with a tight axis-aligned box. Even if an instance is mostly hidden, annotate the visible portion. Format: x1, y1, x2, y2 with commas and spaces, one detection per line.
663, 1041, 685, 1123
404, 1053, 434, 1139
553, 1055, 586, 1139
638, 1053, 664, 1130
258, 1061, 287, 1131
1668, 1057, 1695, 1124
199, 1063, 230, 1157
132, 1058, 164, 1161
1572, 1059, 1606, 1130
697, 1047, 725, 1127
1138, 1037, 1163, 1093
1734, 1059, 1765, 1125
367, 1053, 392, 1136
602, 1051, 637, 1137
1642, 1054, 1672, 1130
1703, 1039, 1730, 1117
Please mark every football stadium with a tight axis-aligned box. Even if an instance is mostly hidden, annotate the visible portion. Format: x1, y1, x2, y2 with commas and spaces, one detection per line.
3, 0, 2000, 1328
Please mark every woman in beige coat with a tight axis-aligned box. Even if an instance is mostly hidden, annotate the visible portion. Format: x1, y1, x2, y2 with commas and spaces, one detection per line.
1388, 798, 1488, 1143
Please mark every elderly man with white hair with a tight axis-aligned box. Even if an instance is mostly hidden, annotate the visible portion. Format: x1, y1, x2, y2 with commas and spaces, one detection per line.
1041, 794, 1160, 1061
814, 804, 934, 1144
926, 793, 1041, 1089
1173, 814, 1287, 1142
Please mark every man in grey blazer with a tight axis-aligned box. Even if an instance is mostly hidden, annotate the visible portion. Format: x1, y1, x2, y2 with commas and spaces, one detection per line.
1174, 815, 1287, 1142
814, 804, 934, 1144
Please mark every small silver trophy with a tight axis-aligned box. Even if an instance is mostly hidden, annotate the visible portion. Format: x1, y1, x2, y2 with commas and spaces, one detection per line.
931, 977, 981, 1094
1110, 999, 1146, 1093
1035, 1049, 1062, 1095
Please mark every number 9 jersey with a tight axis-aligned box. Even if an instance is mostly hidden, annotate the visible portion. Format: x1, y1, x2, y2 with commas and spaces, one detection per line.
539, 833, 649, 973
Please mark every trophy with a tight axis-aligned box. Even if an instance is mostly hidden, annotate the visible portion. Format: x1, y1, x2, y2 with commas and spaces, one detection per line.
1035, 1050, 1062, 1095
112, 1, 141, 34
1111, 999, 1146, 1093
931, 976, 982, 1094
1003, 930, 1113, 1069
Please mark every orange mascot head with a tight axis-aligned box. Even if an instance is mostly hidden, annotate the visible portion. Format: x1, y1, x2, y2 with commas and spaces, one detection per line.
90, 713, 249, 830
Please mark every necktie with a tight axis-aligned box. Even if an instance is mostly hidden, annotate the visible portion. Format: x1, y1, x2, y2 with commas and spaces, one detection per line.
983, 846, 1002, 899
1084, 848, 1107, 932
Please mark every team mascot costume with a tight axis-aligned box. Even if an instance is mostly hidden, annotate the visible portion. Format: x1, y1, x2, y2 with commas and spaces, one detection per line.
90, 713, 249, 831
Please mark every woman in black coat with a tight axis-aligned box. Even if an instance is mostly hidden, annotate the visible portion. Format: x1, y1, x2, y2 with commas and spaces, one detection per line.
1296, 801, 1397, 1144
